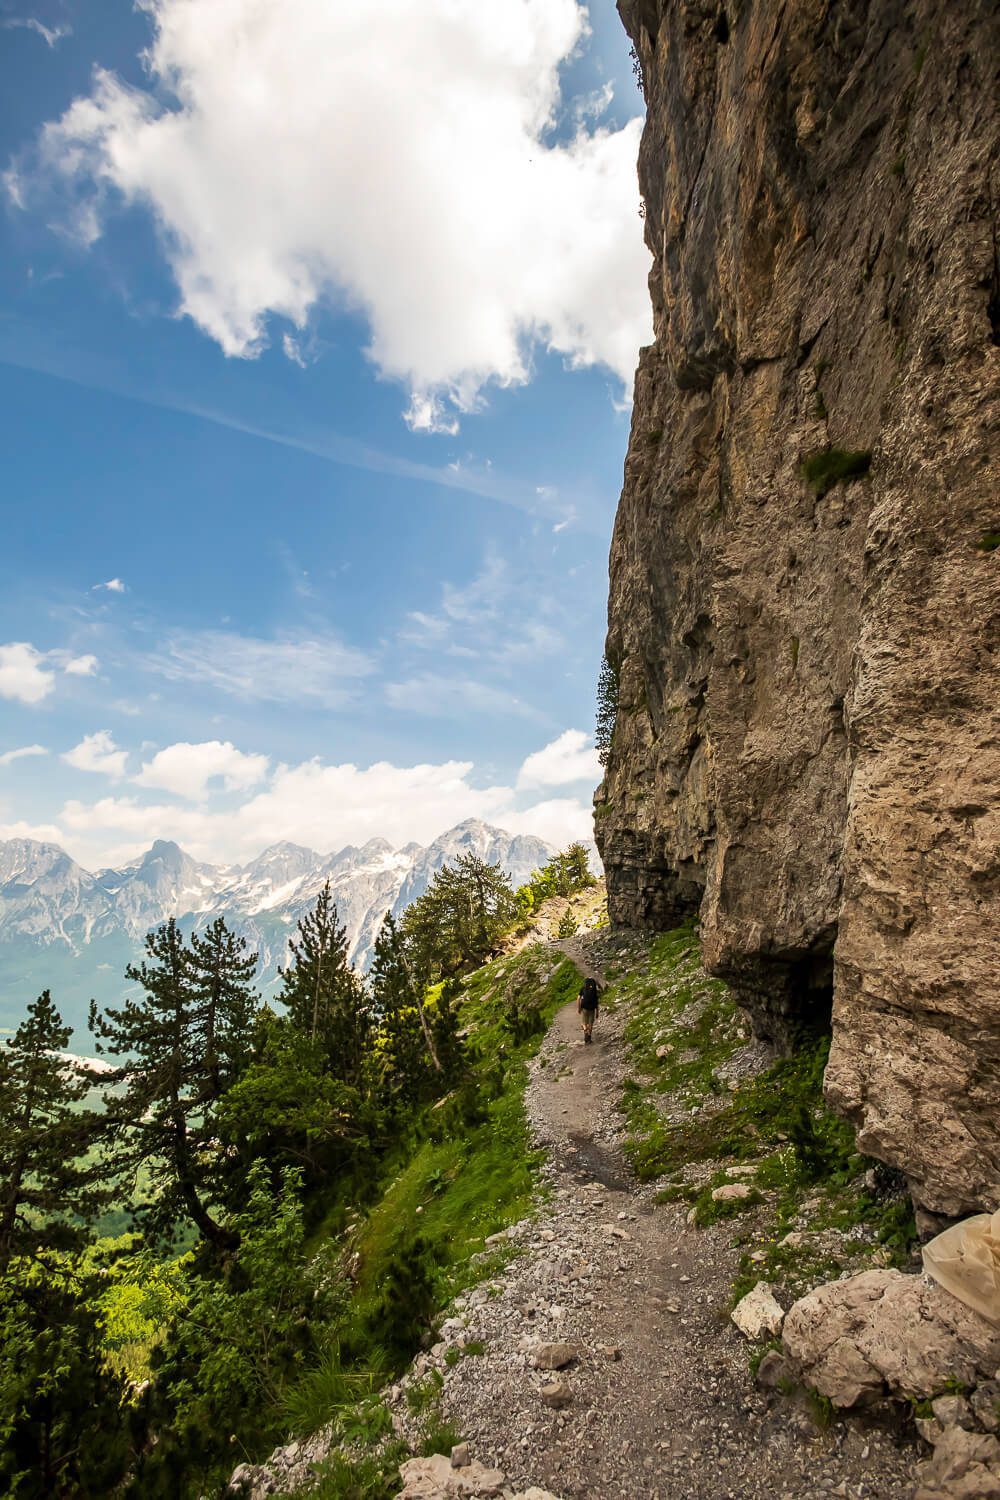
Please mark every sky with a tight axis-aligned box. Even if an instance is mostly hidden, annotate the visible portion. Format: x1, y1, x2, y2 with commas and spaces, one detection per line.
0, 0, 650, 872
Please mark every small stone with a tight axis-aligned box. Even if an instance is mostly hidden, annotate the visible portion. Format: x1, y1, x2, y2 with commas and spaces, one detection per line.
712, 1184, 752, 1203
931, 1394, 976, 1430
597, 1344, 622, 1361
532, 1342, 579, 1371
755, 1350, 790, 1389
540, 1377, 573, 1409
971, 1381, 1000, 1432
731, 1282, 785, 1341
450, 1442, 470, 1469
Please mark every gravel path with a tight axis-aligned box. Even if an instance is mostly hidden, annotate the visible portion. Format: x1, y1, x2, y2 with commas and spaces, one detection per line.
399, 933, 919, 1500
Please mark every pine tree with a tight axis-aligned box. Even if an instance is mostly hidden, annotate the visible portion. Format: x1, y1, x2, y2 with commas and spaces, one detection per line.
280, 883, 368, 1083
187, 917, 259, 1102
561, 842, 594, 890
368, 913, 440, 1104
595, 652, 619, 766
0, 991, 105, 1271
401, 855, 516, 980
90, 917, 256, 1250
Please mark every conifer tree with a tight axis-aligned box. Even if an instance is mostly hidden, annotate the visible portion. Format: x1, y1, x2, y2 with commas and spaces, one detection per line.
187, 917, 259, 1101
90, 917, 256, 1250
595, 652, 618, 766
280, 884, 368, 1083
368, 913, 439, 1103
0, 991, 104, 1271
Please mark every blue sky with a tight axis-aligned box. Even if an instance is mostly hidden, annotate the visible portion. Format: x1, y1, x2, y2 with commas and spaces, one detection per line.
0, 0, 649, 869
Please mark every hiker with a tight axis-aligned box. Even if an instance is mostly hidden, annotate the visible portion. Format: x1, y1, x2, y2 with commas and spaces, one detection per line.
577, 975, 601, 1043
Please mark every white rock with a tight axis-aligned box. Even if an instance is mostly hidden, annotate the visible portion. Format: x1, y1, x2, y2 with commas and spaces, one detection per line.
712, 1183, 752, 1203
731, 1282, 785, 1340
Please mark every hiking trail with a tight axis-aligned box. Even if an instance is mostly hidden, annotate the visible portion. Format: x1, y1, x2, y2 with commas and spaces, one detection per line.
391, 928, 916, 1500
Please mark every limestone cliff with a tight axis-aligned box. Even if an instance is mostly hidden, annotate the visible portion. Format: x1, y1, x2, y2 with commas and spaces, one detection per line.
598, 0, 999, 1215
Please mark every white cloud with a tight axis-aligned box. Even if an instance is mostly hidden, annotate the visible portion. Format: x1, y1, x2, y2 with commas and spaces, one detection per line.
2, 17, 70, 47
146, 629, 373, 706
503, 795, 595, 848
64, 653, 99, 676
397, 552, 565, 673
0, 642, 54, 704
25, 0, 651, 427
384, 673, 541, 721
0, 744, 49, 768
53, 734, 596, 867
62, 730, 129, 778
0, 818, 66, 844
517, 728, 601, 789
93, 577, 126, 593
135, 740, 270, 800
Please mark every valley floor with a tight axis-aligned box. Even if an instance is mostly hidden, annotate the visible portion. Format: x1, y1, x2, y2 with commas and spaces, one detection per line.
389, 927, 918, 1500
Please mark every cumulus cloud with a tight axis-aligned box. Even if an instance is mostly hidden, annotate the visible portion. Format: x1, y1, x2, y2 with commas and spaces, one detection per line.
0, 744, 49, 768
0, 817, 66, 844
63, 653, 99, 676
146, 629, 373, 707
53, 736, 596, 867
23, 0, 650, 427
93, 578, 126, 593
517, 728, 601, 789
0, 642, 54, 704
135, 740, 270, 800
62, 730, 129, 778
502, 795, 595, 847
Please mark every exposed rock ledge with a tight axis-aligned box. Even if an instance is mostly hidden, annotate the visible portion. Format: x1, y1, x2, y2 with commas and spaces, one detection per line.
598, 0, 1000, 1214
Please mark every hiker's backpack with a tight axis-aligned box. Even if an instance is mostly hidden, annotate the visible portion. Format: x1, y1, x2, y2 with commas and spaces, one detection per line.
581, 977, 599, 1009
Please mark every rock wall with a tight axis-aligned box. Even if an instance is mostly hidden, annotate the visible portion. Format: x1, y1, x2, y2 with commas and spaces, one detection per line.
598, 0, 1000, 1214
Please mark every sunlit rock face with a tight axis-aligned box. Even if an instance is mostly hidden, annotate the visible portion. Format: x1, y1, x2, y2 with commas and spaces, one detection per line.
599, 0, 999, 1214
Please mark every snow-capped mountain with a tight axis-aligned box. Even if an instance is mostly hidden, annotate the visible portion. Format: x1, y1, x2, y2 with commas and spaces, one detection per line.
0, 821, 563, 1036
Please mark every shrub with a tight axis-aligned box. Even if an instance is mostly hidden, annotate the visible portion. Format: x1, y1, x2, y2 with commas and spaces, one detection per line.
799, 448, 871, 498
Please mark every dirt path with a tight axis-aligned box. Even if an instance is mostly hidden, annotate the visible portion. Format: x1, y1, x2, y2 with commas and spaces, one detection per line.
411, 933, 917, 1500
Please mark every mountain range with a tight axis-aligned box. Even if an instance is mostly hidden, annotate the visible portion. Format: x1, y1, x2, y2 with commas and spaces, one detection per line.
0, 821, 563, 1037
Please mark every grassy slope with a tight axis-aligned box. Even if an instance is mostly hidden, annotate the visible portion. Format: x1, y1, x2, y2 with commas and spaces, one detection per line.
273, 945, 581, 1498
606, 925, 916, 1309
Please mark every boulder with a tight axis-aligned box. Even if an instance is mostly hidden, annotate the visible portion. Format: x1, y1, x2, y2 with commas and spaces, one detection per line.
731, 1282, 785, 1341
782, 1270, 1000, 1407
913, 1423, 1000, 1500
395, 1453, 505, 1499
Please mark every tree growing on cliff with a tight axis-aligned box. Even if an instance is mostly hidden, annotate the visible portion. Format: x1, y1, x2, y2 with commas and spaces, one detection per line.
595, 652, 618, 767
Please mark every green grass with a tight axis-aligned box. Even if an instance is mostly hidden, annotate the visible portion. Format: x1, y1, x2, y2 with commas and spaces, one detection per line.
612, 927, 917, 1308
799, 447, 871, 498
976, 530, 1000, 552
278, 948, 581, 1442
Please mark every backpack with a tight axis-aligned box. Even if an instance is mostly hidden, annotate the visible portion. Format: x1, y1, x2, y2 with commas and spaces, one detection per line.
580, 977, 599, 1009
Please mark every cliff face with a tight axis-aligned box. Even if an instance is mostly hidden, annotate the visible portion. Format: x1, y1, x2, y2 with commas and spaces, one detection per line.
599, 0, 1000, 1215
